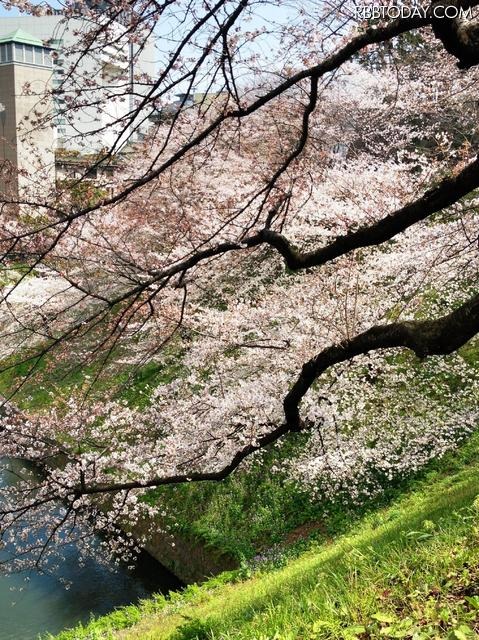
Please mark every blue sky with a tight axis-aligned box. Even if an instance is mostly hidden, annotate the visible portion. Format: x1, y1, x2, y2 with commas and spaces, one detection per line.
0, 0, 306, 92
0, 6, 21, 16
0, 0, 62, 17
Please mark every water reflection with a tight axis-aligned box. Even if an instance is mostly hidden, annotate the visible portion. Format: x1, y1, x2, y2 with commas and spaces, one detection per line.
0, 459, 182, 640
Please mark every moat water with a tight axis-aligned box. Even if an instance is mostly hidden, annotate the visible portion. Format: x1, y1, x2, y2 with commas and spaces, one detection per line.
0, 459, 182, 640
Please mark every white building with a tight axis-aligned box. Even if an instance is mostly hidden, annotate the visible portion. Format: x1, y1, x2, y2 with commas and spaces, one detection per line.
0, 11, 157, 151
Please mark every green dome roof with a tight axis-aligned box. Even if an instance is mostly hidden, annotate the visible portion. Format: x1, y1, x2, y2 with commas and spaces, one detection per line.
0, 28, 45, 47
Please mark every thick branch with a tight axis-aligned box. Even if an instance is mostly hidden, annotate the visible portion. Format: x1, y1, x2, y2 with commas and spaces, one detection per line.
431, 0, 479, 68
95, 154, 479, 307
75, 290, 479, 497
284, 291, 479, 428
71, 421, 293, 496
258, 155, 479, 270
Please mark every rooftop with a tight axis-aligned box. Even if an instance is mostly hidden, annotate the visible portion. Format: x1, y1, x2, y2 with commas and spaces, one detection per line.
0, 28, 45, 47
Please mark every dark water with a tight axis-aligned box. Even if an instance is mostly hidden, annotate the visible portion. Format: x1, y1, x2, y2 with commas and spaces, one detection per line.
0, 460, 182, 640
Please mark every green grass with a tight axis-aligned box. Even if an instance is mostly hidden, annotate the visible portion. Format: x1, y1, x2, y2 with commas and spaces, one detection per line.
50, 429, 479, 640
0, 345, 186, 412
9, 286, 475, 638
0, 262, 38, 287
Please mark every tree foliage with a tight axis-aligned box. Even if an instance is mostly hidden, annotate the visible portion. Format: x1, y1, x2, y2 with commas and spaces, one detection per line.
0, 0, 479, 569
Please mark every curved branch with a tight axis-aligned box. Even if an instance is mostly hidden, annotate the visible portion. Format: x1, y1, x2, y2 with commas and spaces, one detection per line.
68, 420, 293, 496
96, 154, 479, 303
283, 291, 479, 428
258, 155, 479, 270
75, 289, 479, 497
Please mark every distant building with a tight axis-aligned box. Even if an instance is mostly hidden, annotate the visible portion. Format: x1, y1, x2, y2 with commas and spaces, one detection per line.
150, 89, 228, 123
0, 12, 157, 151
0, 28, 54, 203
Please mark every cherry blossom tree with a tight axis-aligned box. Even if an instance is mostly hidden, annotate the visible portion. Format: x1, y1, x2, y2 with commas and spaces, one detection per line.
1, 0, 479, 569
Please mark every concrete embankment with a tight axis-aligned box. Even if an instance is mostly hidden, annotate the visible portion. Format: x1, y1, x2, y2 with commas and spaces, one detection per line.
127, 516, 238, 584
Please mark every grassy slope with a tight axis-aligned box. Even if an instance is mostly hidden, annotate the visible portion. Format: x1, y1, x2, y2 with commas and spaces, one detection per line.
52, 431, 479, 640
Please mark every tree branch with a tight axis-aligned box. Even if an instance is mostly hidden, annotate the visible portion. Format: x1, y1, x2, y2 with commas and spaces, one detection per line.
258, 155, 479, 270
431, 0, 479, 68
92, 154, 479, 304
284, 291, 479, 428
74, 290, 479, 497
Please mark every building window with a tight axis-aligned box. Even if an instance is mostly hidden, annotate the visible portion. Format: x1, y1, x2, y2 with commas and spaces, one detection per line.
14, 42, 24, 62
24, 45, 33, 63
34, 46, 43, 65
0, 43, 53, 66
